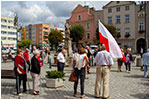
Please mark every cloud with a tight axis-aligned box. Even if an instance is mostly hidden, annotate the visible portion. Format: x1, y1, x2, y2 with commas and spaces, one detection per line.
1, 1, 109, 28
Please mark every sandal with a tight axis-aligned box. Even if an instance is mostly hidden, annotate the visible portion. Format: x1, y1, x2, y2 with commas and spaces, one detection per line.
81, 95, 85, 99
33, 91, 39, 95
73, 94, 77, 97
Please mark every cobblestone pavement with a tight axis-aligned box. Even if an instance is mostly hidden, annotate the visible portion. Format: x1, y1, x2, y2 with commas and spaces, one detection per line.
1, 58, 149, 99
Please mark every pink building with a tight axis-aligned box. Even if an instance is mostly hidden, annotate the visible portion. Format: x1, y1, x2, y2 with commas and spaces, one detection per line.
66, 4, 103, 44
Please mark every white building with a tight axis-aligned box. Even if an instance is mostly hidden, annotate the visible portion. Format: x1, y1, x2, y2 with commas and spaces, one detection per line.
1, 16, 17, 48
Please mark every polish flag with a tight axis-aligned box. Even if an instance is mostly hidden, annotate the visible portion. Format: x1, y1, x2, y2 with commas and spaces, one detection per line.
98, 20, 126, 61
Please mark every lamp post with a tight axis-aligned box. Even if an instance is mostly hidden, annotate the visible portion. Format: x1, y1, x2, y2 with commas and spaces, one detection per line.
14, 12, 18, 49
139, 1, 147, 52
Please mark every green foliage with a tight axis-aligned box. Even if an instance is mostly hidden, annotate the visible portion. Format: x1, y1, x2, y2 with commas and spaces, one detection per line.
70, 25, 84, 44
18, 40, 32, 48
96, 24, 117, 40
46, 70, 65, 79
48, 30, 63, 50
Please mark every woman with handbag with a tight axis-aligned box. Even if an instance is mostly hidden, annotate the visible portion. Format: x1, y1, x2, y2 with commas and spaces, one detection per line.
72, 47, 89, 99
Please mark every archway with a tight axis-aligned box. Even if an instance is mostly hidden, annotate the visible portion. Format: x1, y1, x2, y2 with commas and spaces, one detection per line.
136, 38, 146, 53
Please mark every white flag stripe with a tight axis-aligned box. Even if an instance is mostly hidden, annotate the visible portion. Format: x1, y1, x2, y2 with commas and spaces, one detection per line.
99, 20, 122, 58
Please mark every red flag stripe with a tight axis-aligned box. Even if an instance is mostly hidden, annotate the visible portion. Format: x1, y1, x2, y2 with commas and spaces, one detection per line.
99, 32, 109, 52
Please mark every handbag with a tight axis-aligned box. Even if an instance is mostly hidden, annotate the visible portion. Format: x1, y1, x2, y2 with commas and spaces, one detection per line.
69, 71, 77, 82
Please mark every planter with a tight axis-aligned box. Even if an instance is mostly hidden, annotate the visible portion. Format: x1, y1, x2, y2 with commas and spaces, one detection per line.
124, 34, 130, 38
139, 30, 145, 34
46, 78, 64, 88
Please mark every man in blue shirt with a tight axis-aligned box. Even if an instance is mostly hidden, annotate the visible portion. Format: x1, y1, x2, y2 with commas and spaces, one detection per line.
142, 49, 149, 78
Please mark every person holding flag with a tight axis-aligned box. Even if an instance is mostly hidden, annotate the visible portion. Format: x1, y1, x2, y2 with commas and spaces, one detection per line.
93, 20, 126, 98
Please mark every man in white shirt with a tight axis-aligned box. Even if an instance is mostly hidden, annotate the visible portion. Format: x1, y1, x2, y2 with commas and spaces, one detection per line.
56, 49, 66, 72
94, 45, 114, 99
143, 49, 149, 78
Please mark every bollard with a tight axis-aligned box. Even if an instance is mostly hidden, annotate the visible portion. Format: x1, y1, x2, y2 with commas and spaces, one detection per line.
136, 58, 143, 67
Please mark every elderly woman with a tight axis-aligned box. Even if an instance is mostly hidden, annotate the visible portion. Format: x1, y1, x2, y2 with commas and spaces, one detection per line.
125, 48, 133, 72
30, 50, 41, 95
14, 48, 27, 95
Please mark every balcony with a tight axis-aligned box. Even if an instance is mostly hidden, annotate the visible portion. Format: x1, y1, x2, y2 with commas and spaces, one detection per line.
139, 30, 145, 34
124, 34, 130, 38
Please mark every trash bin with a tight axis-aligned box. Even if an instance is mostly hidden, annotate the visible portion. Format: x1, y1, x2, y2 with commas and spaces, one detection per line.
136, 58, 143, 67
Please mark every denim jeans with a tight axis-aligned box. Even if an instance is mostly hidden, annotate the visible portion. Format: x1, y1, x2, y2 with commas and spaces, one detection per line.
74, 68, 85, 95
144, 65, 148, 78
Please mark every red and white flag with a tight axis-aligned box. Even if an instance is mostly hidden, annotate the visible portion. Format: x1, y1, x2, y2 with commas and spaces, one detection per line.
98, 20, 126, 61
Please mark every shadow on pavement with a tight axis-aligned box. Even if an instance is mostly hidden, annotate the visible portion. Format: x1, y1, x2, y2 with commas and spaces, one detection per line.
123, 74, 144, 78
130, 93, 149, 99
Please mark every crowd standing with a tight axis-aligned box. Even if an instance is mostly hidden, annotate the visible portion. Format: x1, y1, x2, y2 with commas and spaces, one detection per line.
11, 43, 149, 98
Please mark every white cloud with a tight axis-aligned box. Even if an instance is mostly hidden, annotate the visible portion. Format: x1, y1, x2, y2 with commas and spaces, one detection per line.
1, 1, 109, 28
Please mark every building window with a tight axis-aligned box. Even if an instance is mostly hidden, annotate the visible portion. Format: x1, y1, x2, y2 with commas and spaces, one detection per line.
8, 32, 16, 35
138, 12, 145, 17
117, 29, 121, 35
43, 27, 48, 30
44, 31, 48, 35
1, 19, 7, 23
125, 6, 130, 10
1, 37, 6, 40
139, 22, 144, 31
8, 20, 13, 24
116, 16, 120, 23
1, 25, 7, 29
116, 7, 120, 12
8, 26, 14, 29
86, 23, 90, 29
125, 14, 130, 22
116, 1, 120, 4
86, 33, 90, 40
108, 8, 112, 13
125, 27, 130, 35
1, 31, 7, 34
78, 15, 81, 20
108, 17, 112, 24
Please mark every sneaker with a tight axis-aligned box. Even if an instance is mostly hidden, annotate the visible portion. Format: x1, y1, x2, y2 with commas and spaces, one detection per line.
18, 93, 22, 96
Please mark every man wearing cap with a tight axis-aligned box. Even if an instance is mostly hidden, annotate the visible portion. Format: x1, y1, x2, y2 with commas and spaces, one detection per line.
94, 45, 114, 99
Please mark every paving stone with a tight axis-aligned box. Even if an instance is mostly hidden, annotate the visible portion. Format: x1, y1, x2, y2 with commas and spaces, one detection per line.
1, 57, 149, 99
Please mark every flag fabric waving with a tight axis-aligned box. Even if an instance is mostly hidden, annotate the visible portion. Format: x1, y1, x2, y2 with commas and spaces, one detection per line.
98, 20, 126, 61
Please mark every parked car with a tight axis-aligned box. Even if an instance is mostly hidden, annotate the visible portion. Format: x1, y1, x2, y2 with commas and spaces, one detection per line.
1, 48, 9, 54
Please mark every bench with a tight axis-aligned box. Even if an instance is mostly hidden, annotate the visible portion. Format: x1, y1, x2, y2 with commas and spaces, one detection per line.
1, 69, 16, 79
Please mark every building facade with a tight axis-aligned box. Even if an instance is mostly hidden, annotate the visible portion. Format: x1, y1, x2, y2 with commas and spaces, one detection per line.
66, 5, 103, 45
67, 1, 149, 53
1, 16, 17, 48
25, 24, 50, 46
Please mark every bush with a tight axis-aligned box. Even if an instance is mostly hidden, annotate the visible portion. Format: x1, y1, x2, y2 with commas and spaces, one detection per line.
46, 70, 65, 79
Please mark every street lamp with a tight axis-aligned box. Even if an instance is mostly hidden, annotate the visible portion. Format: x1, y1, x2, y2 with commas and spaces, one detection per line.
14, 12, 18, 49
139, 1, 148, 52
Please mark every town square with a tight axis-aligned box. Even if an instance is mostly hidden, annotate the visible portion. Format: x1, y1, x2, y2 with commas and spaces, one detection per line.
1, 1, 149, 99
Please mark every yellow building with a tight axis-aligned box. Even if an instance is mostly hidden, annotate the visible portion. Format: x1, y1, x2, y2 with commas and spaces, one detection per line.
1, 16, 17, 48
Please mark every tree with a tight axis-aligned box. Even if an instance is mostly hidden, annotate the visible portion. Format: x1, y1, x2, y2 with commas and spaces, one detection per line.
96, 24, 117, 41
70, 25, 84, 47
48, 29, 63, 50
18, 40, 32, 48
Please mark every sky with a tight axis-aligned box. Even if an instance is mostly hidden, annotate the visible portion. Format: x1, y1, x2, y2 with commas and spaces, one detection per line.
1, 1, 109, 28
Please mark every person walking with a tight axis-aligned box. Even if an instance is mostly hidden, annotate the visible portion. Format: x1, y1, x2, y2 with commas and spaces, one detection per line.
143, 49, 149, 78
56, 49, 66, 72
30, 50, 41, 95
86, 46, 91, 74
14, 48, 27, 95
124, 48, 133, 72
72, 47, 89, 99
23, 48, 30, 71
94, 45, 114, 99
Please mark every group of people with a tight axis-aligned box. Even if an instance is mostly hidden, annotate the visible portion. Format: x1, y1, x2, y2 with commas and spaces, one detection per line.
14, 46, 49, 96
71, 44, 113, 99
117, 48, 133, 72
